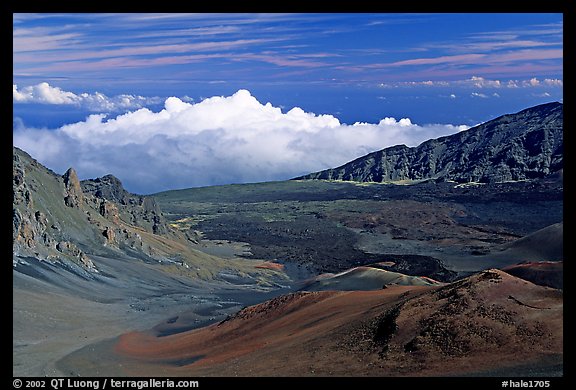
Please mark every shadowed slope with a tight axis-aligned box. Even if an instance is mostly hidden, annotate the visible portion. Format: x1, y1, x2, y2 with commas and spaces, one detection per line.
500, 222, 563, 261
450, 222, 564, 272
503, 262, 563, 289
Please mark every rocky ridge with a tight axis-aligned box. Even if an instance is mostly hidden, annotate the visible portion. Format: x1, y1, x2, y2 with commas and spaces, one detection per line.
296, 102, 563, 184
13, 149, 94, 268
13, 147, 179, 271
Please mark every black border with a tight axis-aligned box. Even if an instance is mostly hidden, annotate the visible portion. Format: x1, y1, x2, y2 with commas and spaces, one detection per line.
8, 2, 571, 387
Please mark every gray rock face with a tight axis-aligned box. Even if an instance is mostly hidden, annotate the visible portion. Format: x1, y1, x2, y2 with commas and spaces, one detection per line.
81, 174, 130, 205
56, 241, 95, 268
99, 199, 120, 223
63, 168, 84, 208
81, 175, 170, 236
296, 102, 563, 184
13, 151, 46, 257
13, 146, 178, 271
13, 148, 94, 268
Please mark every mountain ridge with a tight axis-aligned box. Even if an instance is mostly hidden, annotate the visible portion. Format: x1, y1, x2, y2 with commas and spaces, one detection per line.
295, 102, 563, 184
13, 146, 200, 271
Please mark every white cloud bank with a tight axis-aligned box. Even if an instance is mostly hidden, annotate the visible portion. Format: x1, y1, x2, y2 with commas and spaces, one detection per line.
13, 82, 161, 112
14, 89, 468, 194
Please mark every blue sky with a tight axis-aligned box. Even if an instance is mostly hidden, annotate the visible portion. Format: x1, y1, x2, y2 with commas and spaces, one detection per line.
13, 13, 563, 193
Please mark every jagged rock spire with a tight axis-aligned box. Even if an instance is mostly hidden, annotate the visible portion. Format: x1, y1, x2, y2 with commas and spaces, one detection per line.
63, 168, 84, 208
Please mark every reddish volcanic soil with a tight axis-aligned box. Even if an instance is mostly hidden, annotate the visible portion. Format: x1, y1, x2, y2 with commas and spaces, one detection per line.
112, 287, 428, 376
254, 261, 285, 271
94, 269, 562, 377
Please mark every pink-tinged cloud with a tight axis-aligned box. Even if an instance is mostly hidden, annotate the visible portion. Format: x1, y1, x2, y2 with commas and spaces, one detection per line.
130, 25, 242, 39
233, 54, 330, 68
335, 47, 562, 80
488, 49, 563, 63
20, 54, 231, 73
388, 54, 487, 67
470, 24, 562, 40
14, 38, 282, 66
365, 62, 563, 83
21, 51, 336, 75
428, 39, 561, 53
13, 32, 83, 53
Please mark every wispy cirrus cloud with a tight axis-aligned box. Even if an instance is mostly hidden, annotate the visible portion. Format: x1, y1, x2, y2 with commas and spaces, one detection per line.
363, 48, 562, 70
489, 48, 562, 63
13, 13, 316, 77
13, 27, 83, 53
425, 20, 562, 52
468, 22, 563, 40
21, 51, 335, 76
337, 19, 562, 82
387, 53, 487, 67
14, 38, 284, 65
432, 39, 560, 52
232, 53, 334, 68
13, 13, 562, 93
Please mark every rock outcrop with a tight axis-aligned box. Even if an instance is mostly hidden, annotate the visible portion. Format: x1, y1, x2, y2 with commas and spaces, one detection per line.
296, 102, 563, 184
81, 175, 171, 236
63, 168, 83, 208
99, 199, 120, 223
55, 241, 94, 268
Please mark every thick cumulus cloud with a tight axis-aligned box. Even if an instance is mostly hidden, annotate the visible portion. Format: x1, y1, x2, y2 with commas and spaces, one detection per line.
14, 89, 468, 194
13, 82, 161, 112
